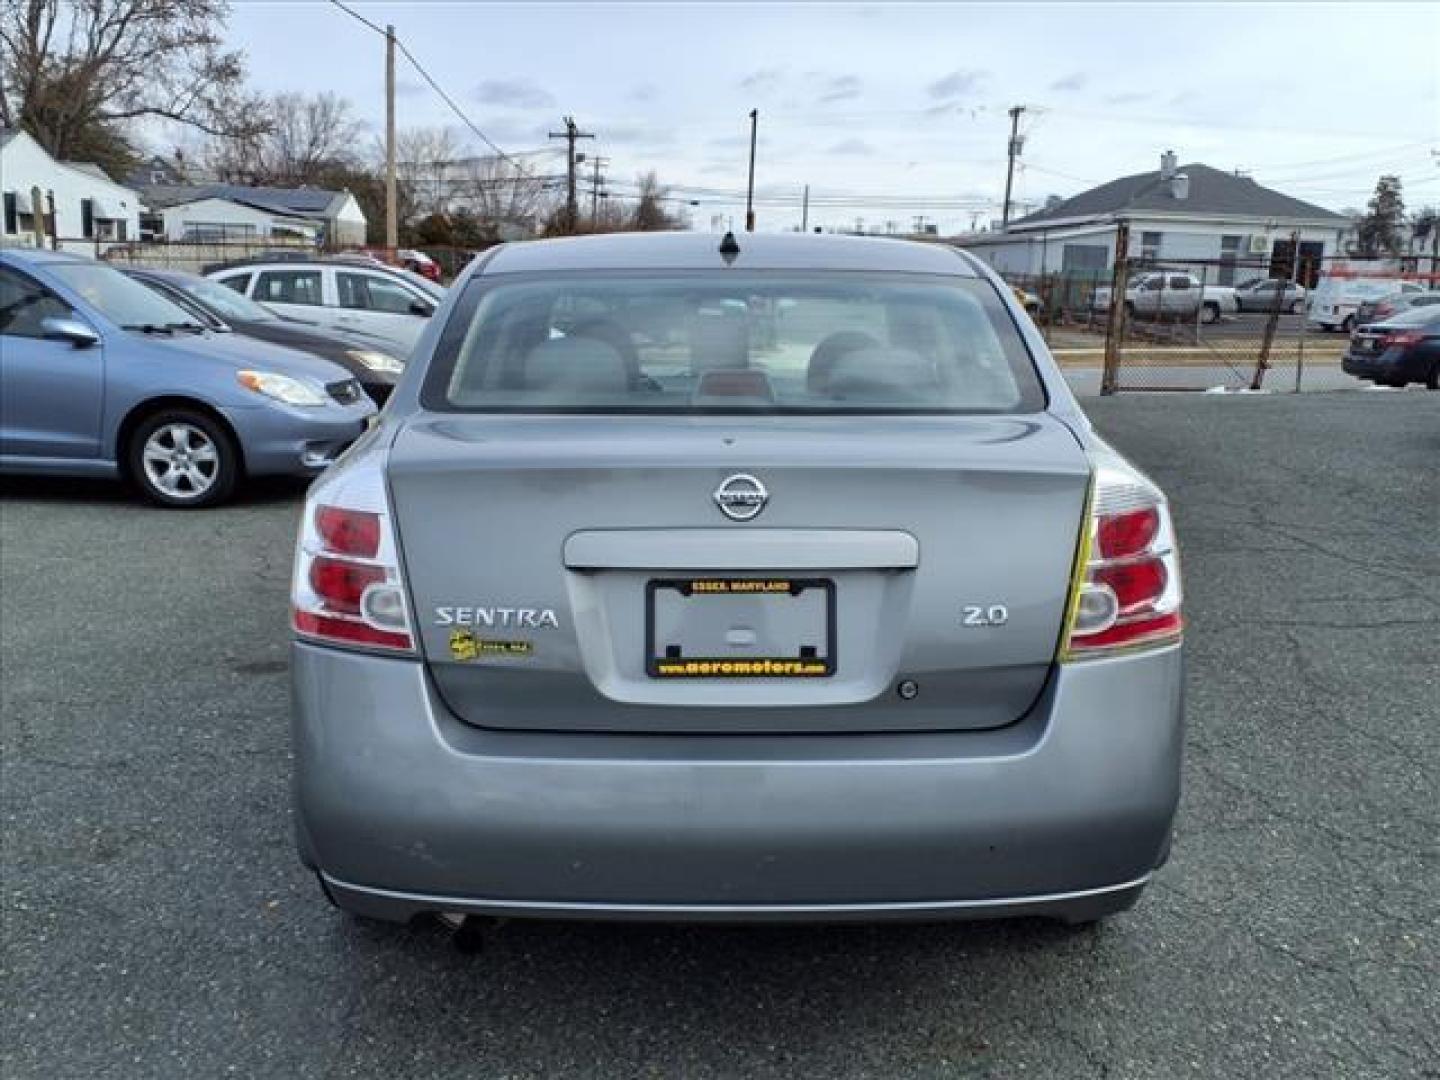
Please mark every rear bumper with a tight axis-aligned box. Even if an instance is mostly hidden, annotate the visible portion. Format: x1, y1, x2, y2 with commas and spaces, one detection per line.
291, 642, 1183, 922
1343, 347, 1429, 382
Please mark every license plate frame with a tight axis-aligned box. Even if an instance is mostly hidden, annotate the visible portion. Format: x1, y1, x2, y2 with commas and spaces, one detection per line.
645, 577, 836, 679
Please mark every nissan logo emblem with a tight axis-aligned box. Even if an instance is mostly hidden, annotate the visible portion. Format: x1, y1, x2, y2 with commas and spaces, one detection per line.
714, 474, 768, 521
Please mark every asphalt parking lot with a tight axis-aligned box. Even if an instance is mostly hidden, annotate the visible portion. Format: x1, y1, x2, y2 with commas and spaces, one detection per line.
2, 394, 1437, 1079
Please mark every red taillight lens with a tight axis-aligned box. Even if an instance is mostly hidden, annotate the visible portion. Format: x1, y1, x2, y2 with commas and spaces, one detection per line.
309, 556, 385, 615
292, 479, 414, 654
1063, 466, 1182, 659
293, 611, 413, 651
1096, 506, 1159, 560
1386, 331, 1423, 347
315, 506, 380, 558
1094, 557, 1168, 615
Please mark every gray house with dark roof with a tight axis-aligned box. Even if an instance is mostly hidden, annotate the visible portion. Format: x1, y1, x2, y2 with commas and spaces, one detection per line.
136, 182, 367, 246
959, 151, 1350, 287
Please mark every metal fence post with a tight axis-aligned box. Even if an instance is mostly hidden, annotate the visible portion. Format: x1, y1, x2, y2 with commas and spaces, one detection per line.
1100, 220, 1129, 395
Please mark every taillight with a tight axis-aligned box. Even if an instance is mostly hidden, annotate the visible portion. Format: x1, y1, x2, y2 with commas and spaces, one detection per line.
291, 465, 414, 654
1062, 460, 1182, 659
1386, 331, 1423, 347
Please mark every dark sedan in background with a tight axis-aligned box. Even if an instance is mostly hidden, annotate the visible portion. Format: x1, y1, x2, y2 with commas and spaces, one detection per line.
124, 269, 404, 405
1353, 289, 1440, 328
1343, 305, 1440, 389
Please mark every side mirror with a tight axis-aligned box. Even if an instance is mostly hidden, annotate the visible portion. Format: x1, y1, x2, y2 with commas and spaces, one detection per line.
41, 316, 101, 348
409, 299, 434, 318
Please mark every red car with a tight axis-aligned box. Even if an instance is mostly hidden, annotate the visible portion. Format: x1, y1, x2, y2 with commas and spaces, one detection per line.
355, 247, 443, 283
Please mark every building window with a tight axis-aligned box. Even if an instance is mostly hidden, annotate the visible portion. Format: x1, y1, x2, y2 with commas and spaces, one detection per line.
81, 198, 96, 239
3, 193, 15, 234
1140, 231, 1162, 264
182, 221, 258, 242
1218, 234, 1242, 286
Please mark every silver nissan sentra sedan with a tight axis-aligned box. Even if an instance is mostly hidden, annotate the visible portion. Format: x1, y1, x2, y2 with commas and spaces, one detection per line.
290, 232, 1183, 928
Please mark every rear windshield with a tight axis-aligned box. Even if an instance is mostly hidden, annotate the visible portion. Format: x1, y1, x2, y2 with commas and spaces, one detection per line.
423, 272, 1044, 414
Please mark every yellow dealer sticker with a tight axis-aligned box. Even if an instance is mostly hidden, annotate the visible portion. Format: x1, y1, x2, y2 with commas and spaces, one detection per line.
449, 628, 533, 661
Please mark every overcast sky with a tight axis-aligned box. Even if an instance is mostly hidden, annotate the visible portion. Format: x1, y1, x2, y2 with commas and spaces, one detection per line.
225, 1, 1439, 233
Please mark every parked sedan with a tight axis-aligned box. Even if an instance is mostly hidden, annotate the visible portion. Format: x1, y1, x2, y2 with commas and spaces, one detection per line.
207, 259, 439, 355
1353, 289, 1440, 327
1343, 305, 1440, 389
124, 268, 404, 405
0, 249, 374, 507
291, 232, 1184, 932
1233, 278, 1306, 314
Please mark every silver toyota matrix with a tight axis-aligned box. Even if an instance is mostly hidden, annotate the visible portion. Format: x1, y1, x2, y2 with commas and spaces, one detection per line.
290, 233, 1183, 927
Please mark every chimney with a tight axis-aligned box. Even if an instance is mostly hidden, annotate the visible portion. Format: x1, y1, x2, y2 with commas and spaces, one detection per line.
1170, 172, 1190, 201
1160, 150, 1178, 180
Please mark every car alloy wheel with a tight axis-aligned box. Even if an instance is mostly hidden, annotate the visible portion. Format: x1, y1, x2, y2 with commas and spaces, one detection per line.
128, 409, 239, 508
144, 422, 220, 499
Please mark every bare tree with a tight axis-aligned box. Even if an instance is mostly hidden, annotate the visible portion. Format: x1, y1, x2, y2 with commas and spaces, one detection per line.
629, 171, 686, 232
0, 0, 265, 177
454, 153, 554, 235
207, 91, 362, 186
394, 125, 466, 217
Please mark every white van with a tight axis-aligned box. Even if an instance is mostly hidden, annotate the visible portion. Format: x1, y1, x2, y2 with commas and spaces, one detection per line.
1308, 274, 1425, 332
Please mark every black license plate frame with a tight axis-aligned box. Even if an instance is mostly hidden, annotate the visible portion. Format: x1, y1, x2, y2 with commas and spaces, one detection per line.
645, 576, 836, 679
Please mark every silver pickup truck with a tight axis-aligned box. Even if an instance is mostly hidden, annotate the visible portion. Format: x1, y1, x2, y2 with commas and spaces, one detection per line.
1092, 272, 1238, 323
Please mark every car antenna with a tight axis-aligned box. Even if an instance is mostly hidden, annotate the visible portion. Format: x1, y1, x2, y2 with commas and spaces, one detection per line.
718, 231, 741, 264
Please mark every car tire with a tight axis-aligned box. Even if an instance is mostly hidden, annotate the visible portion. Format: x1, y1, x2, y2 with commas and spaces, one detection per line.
1201, 302, 1220, 324
1288, 299, 1303, 314
126, 408, 240, 509
1426, 364, 1439, 390
1123, 301, 1135, 319
1341, 315, 1355, 333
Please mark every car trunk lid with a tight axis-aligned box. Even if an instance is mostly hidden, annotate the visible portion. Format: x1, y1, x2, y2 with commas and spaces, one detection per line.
388, 412, 1090, 733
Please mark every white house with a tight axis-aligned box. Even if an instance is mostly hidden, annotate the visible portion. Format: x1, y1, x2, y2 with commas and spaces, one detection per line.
959, 151, 1351, 288
136, 183, 368, 246
0, 127, 142, 251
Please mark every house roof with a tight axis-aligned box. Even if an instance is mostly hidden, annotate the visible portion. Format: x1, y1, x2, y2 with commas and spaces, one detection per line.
1010, 162, 1347, 229
138, 182, 345, 218
61, 161, 114, 182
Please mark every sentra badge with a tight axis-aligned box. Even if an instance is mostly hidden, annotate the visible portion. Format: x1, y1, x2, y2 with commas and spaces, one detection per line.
713, 474, 768, 522
435, 606, 560, 629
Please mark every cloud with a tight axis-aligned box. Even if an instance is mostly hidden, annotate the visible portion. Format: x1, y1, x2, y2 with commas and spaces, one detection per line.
1102, 91, 1149, 106
602, 123, 677, 147
473, 115, 554, 147
473, 79, 555, 109
828, 138, 875, 156
927, 69, 988, 99
818, 75, 862, 104
1049, 72, 1087, 93
739, 68, 783, 94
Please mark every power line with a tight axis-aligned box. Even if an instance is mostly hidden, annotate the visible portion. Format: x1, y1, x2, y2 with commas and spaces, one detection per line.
326, 0, 519, 165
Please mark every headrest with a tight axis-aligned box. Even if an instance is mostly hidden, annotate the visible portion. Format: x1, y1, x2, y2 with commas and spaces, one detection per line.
689, 310, 750, 372
523, 336, 629, 394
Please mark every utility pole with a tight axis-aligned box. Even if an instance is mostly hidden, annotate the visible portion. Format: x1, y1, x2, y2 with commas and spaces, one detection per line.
745, 108, 758, 232
588, 155, 609, 223
548, 116, 594, 233
1001, 104, 1025, 229
801, 184, 809, 233
384, 24, 397, 252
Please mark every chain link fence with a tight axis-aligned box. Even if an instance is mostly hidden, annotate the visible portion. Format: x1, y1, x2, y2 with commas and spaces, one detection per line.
997, 250, 1439, 393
